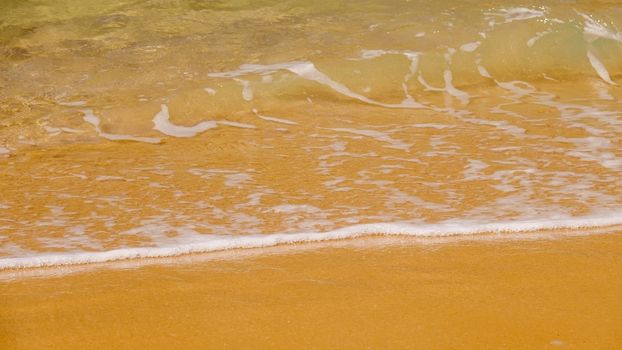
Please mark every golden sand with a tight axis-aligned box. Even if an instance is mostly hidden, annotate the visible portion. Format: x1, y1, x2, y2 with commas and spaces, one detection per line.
2, 231, 622, 349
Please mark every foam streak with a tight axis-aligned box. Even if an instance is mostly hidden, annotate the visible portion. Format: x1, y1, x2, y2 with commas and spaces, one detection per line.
2, 213, 621, 270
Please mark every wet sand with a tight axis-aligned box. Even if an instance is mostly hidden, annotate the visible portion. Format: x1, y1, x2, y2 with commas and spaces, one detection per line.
2, 232, 622, 349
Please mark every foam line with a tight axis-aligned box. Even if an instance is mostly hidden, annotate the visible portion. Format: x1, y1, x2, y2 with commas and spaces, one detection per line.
217, 121, 256, 129
257, 115, 299, 125
587, 49, 616, 85
234, 79, 253, 101
252, 109, 299, 125
328, 127, 411, 151
152, 104, 217, 137
284, 62, 426, 109
443, 70, 470, 104
2, 212, 621, 270
496, 7, 545, 24
83, 110, 161, 144
526, 30, 550, 47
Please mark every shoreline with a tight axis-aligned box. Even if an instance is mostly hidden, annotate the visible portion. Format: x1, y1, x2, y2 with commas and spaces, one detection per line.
2, 213, 622, 271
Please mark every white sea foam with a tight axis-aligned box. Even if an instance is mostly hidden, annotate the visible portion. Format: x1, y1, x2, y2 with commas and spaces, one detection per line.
475, 58, 493, 78
443, 69, 470, 104
357, 49, 418, 61
486, 7, 545, 25
224, 173, 252, 187
460, 41, 480, 52
95, 175, 127, 181
496, 80, 536, 96
1, 212, 621, 269
414, 50, 470, 104
526, 30, 551, 47
152, 104, 217, 137
235, 79, 254, 101
578, 13, 622, 84
558, 136, 622, 170
412, 123, 454, 129
328, 127, 412, 151
580, 13, 622, 43
257, 114, 299, 125
209, 61, 426, 109
463, 160, 489, 180
217, 121, 256, 129
83, 110, 161, 144
271, 204, 321, 214
58, 100, 87, 107
43, 125, 82, 135
502, 7, 545, 22
587, 50, 615, 85
591, 80, 614, 100
356, 49, 420, 106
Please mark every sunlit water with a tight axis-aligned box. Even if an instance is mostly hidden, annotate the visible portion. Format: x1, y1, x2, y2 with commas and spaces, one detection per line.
1, 0, 622, 268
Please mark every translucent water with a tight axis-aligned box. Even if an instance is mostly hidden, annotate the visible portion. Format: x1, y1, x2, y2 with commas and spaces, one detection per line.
1, 0, 622, 268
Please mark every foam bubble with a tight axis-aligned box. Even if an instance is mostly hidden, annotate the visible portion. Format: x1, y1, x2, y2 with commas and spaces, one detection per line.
460, 41, 480, 52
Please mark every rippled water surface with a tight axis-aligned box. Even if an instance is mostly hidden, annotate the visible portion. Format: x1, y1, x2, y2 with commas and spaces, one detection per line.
1, 0, 622, 268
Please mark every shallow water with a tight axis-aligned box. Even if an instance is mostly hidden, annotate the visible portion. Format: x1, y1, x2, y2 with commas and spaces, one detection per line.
1, 0, 622, 268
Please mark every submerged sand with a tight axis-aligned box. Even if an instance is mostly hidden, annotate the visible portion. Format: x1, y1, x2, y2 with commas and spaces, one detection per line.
2, 1, 622, 348
2, 231, 621, 349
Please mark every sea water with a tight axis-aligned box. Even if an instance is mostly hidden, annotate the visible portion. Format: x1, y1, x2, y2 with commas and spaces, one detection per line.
1, 0, 622, 268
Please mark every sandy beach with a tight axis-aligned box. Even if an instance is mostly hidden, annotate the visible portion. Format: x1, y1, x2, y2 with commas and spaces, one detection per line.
2, 1, 622, 348
3, 230, 622, 349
